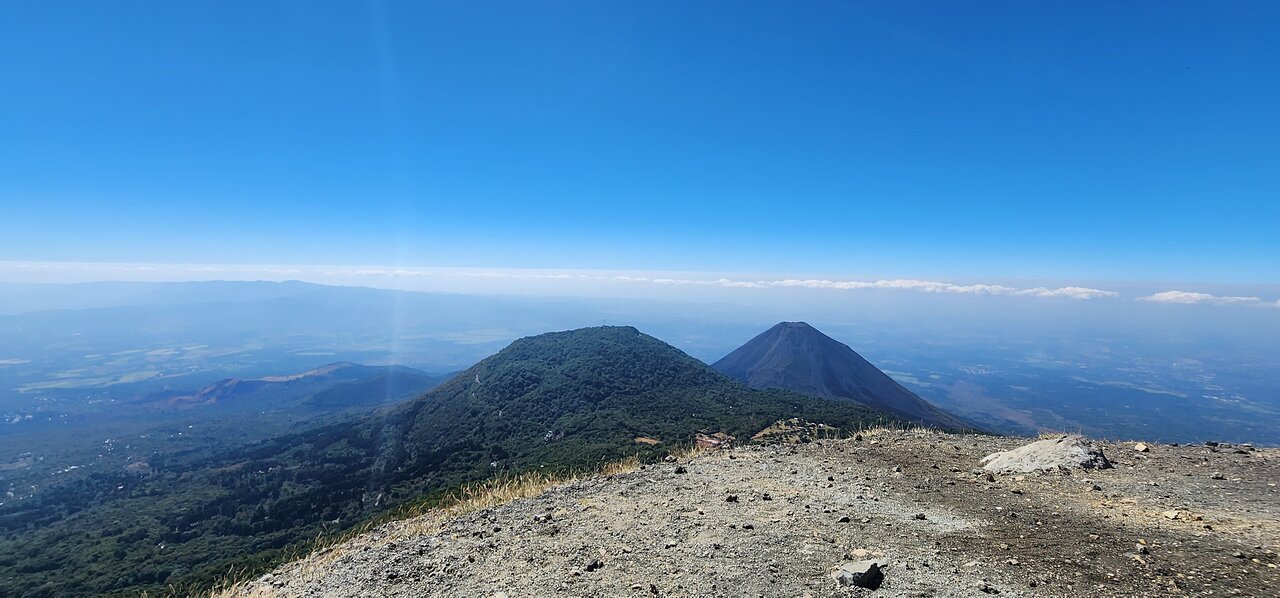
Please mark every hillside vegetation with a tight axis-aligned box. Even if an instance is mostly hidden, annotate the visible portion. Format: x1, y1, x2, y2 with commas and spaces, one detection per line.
0, 327, 900, 597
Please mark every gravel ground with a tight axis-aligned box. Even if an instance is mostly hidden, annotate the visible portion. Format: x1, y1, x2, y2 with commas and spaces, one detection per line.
231, 430, 1279, 597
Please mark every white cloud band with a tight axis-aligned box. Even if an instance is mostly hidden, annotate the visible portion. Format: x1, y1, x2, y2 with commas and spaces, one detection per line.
1139, 290, 1278, 307
606, 275, 1116, 299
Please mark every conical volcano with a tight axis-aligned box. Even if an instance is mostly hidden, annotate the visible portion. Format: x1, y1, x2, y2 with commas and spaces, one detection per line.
713, 322, 968, 429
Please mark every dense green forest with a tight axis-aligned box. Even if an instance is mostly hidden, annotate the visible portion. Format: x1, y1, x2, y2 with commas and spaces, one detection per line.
0, 327, 902, 597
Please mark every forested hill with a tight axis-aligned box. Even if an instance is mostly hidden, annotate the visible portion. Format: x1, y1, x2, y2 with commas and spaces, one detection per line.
0, 326, 901, 597
394, 326, 899, 470
714, 322, 970, 430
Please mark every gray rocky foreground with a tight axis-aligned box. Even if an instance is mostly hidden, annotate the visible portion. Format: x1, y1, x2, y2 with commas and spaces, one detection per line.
229, 430, 1279, 597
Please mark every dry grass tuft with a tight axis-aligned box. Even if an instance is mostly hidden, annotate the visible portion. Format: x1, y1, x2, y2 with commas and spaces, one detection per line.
856, 423, 916, 437
668, 443, 705, 461
1036, 426, 1087, 440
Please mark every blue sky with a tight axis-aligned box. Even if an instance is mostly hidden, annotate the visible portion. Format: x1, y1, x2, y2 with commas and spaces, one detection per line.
2, 1, 1278, 282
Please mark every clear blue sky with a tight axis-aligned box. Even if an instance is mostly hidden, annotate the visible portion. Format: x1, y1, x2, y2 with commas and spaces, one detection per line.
1, 1, 1277, 282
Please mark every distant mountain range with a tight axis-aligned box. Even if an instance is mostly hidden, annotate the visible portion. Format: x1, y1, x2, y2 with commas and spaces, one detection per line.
136, 362, 452, 413
713, 322, 970, 430
1, 326, 905, 597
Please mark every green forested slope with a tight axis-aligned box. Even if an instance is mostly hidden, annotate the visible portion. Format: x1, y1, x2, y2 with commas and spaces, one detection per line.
0, 327, 902, 597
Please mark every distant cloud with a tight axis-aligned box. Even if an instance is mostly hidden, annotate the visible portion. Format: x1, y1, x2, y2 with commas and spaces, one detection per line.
609, 275, 1117, 299
1139, 290, 1271, 306
1020, 286, 1120, 300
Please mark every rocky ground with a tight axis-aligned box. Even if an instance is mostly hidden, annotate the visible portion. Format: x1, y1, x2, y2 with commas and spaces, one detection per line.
229, 430, 1279, 597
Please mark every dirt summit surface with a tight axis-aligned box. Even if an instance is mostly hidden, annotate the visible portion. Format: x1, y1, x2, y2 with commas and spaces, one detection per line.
232, 430, 1279, 597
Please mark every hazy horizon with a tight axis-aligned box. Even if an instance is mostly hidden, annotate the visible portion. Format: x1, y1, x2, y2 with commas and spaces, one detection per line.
4, 260, 1279, 306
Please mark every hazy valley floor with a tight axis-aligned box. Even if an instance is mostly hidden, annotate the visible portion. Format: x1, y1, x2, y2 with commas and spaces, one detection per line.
229, 430, 1278, 597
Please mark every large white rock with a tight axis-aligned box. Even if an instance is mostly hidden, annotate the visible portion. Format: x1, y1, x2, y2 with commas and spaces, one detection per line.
981, 435, 1112, 473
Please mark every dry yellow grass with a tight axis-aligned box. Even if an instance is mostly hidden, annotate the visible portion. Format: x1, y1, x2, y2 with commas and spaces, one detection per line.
209, 456, 644, 598
1035, 424, 1089, 439
852, 423, 924, 437
668, 442, 704, 461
